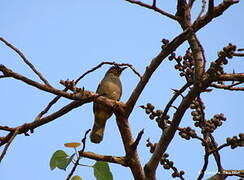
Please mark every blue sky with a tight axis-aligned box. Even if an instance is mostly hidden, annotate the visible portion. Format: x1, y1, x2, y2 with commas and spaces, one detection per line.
0, 0, 244, 179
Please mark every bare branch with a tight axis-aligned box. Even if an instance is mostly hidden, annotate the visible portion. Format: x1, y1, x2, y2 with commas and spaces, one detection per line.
197, 152, 209, 180
0, 100, 87, 146
210, 83, 244, 91
208, 0, 214, 14
76, 61, 141, 83
0, 37, 52, 87
125, 0, 179, 21
209, 135, 224, 175
131, 129, 144, 151
160, 83, 191, 124
0, 128, 19, 162
0, 65, 125, 110
126, 0, 239, 118
188, 0, 196, 8
35, 61, 140, 121
0, 126, 15, 132
0, 75, 10, 79
81, 129, 91, 153
196, 0, 207, 20
214, 73, 244, 82
209, 143, 229, 154
233, 52, 244, 57
80, 151, 128, 166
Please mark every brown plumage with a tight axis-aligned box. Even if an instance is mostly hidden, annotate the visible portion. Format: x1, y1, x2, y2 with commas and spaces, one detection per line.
90, 66, 126, 143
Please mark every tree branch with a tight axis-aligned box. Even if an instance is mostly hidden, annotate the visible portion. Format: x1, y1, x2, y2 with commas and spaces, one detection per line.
80, 151, 128, 166
197, 151, 209, 180
0, 128, 19, 162
116, 115, 145, 179
210, 83, 244, 91
145, 86, 202, 179
214, 73, 244, 82
0, 37, 52, 87
125, 0, 179, 21
0, 100, 87, 146
0, 64, 126, 111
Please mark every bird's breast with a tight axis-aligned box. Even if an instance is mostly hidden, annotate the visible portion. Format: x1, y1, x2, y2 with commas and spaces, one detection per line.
98, 77, 122, 100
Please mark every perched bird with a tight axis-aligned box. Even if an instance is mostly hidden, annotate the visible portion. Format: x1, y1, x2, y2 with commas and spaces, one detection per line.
90, 66, 126, 144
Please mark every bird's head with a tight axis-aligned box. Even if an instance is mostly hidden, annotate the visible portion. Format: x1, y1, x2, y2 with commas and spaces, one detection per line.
106, 65, 127, 77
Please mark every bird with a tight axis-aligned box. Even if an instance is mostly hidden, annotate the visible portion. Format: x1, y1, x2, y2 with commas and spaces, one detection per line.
90, 65, 127, 144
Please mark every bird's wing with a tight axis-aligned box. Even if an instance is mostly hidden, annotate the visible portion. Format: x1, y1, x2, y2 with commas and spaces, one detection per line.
93, 83, 101, 113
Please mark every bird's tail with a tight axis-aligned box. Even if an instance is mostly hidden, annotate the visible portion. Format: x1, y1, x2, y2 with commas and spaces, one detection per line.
90, 121, 105, 144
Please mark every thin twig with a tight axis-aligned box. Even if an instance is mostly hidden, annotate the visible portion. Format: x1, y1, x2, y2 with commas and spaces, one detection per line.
0, 75, 10, 79
76, 61, 141, 83
0, 37, 52, 87
209, 143, 229, 154
209, 134, 224, 175
66, 129, 91, 180
233, 52, 244, 57
196, 0, 207, 20
0, 126, 15, 132
125, 0, 179, 21
197, 152, 209, 180
0, 128, 19, 162
162, 83, 191, 118
211, 83, 244, 91
131, 129, 144, 150
81, 129, 91, 153
188, 0, 196, 8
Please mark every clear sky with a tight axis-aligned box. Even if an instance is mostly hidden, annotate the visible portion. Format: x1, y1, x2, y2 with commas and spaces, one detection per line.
0, 0, 243, 180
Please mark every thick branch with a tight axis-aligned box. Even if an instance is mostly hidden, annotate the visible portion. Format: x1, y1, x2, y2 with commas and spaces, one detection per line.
188, 35, 206, 86
126, 0, 239, 118
116, 115, 145, 179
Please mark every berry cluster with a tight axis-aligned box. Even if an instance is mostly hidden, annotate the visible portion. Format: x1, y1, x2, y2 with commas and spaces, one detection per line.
168, 48, 194, 82
178, 127, 197, 140
202, 114, 226, 133
208, 43, 237, 81
226, 133, 244, 149
160, 153, 185, 179
190, 98, 226, 133
140, 103, 170, 129
190, 98, 205, 126
146, 139, 157, 153
217, 43, 236, 60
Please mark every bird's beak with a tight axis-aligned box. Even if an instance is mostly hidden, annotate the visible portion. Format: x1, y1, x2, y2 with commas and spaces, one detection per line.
121, 67, 127, 72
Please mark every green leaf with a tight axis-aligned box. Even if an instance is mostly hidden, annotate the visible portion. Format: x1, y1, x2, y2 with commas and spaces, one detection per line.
49, 150, 75, 171
50, 150, 67, 170
71, 175, 82, 180
93, 161, 113, 180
